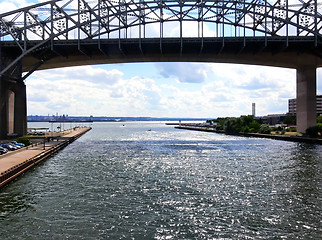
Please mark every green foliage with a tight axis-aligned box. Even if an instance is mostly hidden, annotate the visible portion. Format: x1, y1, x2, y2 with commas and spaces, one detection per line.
249, 121, 261, 133
271, 126, 283, 131
259, 124, 271, 134
241, 115, 254, 126
216, 125, 224, 131
256, 118, 264, 124
215, 118, 228, 128
317, 115, 322, 124
16, 137, 31, 146
216, 115, 262, 134
317, 123, 322, 135
241, 126, 250, 133
305, 125, 321, 138
286, 127, 297, 132
225, 119, 238, 134
283, 114, 296, 125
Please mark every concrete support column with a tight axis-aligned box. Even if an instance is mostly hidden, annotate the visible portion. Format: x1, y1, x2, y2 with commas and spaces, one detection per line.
14, 82, 27, 136
7, 90, 14, 134
296, 66, 317, 133
0, 77, 8, 139
0, 54, 26, 138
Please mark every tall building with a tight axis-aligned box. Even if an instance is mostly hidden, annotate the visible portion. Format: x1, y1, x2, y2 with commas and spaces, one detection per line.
252, 103, 256, 117
288, 95, 322, 116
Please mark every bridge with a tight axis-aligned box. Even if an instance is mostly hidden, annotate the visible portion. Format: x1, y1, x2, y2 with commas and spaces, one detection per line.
1, 0, 322, 138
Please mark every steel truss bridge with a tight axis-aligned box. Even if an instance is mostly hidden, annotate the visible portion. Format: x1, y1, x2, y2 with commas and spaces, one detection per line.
1, 0, 322, 138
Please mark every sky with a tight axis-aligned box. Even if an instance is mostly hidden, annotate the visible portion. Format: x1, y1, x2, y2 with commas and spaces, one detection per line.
1, 0, 321, 118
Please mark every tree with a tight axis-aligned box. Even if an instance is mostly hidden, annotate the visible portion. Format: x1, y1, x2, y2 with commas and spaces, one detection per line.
317, 115, 322, 124
221, 116, 263, 133
306, 126, 320, 138
318, 123, 322, 136
241, 115, 254, 126
249, 121, 261, 133
225, 119, 238, 134
283, 114, 296, 125
259, 124, 271, 134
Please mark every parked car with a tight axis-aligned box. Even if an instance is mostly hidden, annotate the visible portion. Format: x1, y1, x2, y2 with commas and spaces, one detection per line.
0, 146, 8, 154
10, 141, 25, 147
9, 143, 21, 150
10, 143, 22, 149
0, 143, 18, 151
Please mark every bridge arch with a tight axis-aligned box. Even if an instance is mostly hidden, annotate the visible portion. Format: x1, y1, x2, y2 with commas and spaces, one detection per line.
1, 0, 322, 137
1, 0, 321, 77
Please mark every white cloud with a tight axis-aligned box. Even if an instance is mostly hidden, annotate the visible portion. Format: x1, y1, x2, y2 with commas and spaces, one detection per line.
25, 62, 318, 118
157, 62, 209, 83
153, 63, 297, 117
27, 67, 168, 117
0, 0, 29, 14
31, 66, 123, 85
202, 64, 296, 116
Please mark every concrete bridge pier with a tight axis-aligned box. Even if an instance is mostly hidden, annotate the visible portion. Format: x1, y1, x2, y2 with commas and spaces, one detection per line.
0, 77, 8, 139
0, 78, 27, 139
13, 81, 27, 137
296, 66, 317, 133
0, 59, 27, 139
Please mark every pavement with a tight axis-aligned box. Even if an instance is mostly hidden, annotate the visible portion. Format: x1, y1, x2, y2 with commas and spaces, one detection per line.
0, 127, 90, 175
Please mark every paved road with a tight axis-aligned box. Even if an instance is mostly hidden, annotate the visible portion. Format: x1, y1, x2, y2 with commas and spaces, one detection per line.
0, 127, 89, 174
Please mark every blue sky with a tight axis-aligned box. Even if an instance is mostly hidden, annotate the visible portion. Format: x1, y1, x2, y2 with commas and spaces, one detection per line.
1, 0, 321, 118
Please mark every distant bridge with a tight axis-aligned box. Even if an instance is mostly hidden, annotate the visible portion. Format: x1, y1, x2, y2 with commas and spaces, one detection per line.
1, 0, 322, 138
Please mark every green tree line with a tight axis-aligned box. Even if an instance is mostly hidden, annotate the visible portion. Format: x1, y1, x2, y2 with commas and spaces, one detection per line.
211, 115, 322, 138
213, 115, 264, 134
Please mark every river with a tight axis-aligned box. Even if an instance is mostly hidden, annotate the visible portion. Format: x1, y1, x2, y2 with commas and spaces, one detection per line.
0, 122, 321, 239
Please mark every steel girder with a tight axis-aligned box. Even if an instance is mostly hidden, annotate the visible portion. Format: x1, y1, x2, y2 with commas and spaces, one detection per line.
0, 0, 321, 78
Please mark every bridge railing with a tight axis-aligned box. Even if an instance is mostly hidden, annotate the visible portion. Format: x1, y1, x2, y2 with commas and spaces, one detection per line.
1, 0, 321, 43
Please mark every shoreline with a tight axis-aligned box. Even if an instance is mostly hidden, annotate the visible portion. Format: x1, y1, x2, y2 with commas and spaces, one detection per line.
0, 127, 91, 188
175, 126, 322, 145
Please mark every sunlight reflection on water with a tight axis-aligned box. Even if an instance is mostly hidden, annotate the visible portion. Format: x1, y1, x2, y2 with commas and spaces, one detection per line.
0, 122, 321, 239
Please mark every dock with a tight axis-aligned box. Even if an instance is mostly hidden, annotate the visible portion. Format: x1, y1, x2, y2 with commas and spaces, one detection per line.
0, 127, 91, 188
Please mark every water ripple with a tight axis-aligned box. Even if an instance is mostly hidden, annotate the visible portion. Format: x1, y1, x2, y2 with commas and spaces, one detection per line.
0, 122, 321, 239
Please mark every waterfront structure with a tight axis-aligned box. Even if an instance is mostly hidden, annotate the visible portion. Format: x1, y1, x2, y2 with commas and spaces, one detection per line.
259, 114, 286, 126
252, 103, 256, 117
0, 127, 91, 188
1, 0, 322, 137
288, 95, 322, 116
289, 98, 297, 116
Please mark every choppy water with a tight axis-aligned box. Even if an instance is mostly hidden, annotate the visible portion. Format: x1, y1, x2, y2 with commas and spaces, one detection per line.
0, 122, 321, 239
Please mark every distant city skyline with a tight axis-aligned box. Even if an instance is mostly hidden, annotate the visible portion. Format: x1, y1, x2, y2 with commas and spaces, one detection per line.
27, 114, 209, 122
1, 0, 322, 119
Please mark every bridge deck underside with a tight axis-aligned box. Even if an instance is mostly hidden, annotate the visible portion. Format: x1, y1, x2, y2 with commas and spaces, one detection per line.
2, 37, 322, 71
